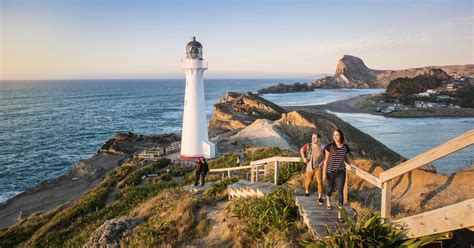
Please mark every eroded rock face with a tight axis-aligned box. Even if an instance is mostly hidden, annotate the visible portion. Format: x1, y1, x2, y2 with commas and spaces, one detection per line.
230, 119, 296, 150
84, 217, 142, 248
314, 55, 451, 88
208, 92, 284, 136
210, 92, 404, 167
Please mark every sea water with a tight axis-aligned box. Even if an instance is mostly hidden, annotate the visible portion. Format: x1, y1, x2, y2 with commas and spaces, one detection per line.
0, 80, 472, 203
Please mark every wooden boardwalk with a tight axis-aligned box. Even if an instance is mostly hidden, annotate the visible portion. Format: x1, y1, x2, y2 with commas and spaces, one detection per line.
295, 194, 355, 237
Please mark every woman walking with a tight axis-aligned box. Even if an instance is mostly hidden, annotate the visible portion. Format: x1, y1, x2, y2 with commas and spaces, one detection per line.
322, 129, 353, 221
300, 133, 325, 204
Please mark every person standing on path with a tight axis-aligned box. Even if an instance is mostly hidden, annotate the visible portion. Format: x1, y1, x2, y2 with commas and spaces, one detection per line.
300, 133, 325, 205
194, 159, 208, 186
200, 158, 209, 185
322, 129, 353, 221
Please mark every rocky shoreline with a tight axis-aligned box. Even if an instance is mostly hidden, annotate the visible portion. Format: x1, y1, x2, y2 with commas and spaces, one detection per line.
0, 132, 179, 229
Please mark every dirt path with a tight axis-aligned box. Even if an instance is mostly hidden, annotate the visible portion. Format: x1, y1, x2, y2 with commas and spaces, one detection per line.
188, 201, 235, 247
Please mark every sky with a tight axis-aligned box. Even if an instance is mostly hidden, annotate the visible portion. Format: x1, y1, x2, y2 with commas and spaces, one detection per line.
0, 0, 473, 80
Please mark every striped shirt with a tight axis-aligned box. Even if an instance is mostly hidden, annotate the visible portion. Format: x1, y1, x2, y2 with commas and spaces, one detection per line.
325, 143, 350, 172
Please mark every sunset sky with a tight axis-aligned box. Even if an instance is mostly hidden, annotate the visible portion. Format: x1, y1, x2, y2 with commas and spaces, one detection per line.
1, 0, 473, 80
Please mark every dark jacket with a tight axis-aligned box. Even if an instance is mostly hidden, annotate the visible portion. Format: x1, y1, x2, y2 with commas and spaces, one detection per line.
195, 160, 203, 173
202, 160, 209, 173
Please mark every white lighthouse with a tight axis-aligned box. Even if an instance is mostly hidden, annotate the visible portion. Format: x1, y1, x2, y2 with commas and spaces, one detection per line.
179, 37, 215, 160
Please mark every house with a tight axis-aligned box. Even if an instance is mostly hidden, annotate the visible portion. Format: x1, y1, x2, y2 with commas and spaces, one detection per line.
426, 89, 437, 94
446, 83, 455, 91
416, 92, 430, 97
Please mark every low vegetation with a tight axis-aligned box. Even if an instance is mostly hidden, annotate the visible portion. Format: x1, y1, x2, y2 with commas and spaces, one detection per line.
0, 149, 448, 247
229, 186, 301, 244
307, 208, 443, 247
386, 76, 444, 97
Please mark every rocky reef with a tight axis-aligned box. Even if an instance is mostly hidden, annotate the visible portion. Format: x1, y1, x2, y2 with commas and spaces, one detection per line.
257, 82, 313, 94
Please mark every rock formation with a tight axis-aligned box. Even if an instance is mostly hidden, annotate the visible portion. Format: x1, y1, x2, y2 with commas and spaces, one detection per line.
84, 217, 142, 248
257, 82, 313, 94
208, 92, 285, 136
99, 132, 180, 156
209, 92, 404, 167
230, 119, 296, 150
314, 55, 460, 88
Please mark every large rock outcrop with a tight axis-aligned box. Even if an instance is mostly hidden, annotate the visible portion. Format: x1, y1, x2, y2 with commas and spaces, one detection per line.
208, 92, 285, 136
210, 92, 404, 167
314, 55, 457, 88
230, 119, 296, 150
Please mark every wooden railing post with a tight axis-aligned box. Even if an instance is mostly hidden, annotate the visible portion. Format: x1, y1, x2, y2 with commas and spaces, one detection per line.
227, 170, 231, 178
381, 180, 392, 219
251, 165, 254, 184
255, 167, 259, 182
274, 161, 279, 185
344, 170, 349, 206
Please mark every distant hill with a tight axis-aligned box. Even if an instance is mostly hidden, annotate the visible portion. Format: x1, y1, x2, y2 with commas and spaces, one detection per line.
313, 55, 472, 88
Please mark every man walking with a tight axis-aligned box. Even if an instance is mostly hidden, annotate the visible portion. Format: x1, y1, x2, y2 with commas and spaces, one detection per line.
300, 133, 325, 204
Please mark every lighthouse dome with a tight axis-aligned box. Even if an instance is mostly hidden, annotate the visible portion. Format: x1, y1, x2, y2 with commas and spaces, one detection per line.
186, 37, 203, 59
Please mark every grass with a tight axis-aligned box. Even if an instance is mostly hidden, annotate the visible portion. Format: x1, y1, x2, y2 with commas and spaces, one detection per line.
229, 186, 299, 242
0, 158, 179, 247
204, 177, 239, 201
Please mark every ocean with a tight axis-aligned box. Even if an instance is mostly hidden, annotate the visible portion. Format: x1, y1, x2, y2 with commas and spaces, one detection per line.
0, 79, 473, 203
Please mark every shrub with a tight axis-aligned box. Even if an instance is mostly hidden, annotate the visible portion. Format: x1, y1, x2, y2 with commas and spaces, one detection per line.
386, 76, 444, 97
204, 177, 238, 200
308, 208, 443, 247
277, 162, 305, 185
230, 186, 298, 241
456, 84, 474, 108
244, 147, 298, 163
118, 158, 171, 188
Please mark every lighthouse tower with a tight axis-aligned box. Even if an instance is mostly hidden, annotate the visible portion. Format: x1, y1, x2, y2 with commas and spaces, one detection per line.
179, 37, 215, 160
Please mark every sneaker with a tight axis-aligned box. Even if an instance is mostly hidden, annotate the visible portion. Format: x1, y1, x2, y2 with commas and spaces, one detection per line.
317, 197, 323, 205
305, 193, 310, 197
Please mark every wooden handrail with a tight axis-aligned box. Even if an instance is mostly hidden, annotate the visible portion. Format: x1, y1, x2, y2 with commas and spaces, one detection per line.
392, 198, 474, 238
209, 164, 254, 172
345, 163, 382, 188
380, 130, 474, 183
380, 130, 473, 219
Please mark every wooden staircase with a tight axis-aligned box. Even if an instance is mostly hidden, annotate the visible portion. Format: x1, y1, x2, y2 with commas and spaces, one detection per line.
295, 193, 356, 237
227, 180, 276, 199
208, 129, 474, 240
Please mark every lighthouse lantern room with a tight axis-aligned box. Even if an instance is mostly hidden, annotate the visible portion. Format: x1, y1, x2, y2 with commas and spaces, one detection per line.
179, 37, 215, 160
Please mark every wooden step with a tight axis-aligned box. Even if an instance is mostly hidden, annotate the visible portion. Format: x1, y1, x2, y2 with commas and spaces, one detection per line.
295, 193, 356, 238
227, 180, 277, 199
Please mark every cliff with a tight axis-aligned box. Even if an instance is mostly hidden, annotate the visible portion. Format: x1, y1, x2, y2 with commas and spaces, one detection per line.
314, 55, 462, 88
